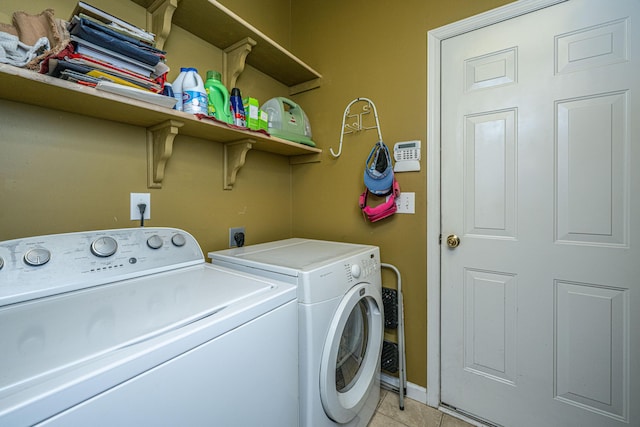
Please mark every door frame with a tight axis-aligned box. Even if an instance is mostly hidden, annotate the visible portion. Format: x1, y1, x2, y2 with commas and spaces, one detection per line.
425, 0, 567, 408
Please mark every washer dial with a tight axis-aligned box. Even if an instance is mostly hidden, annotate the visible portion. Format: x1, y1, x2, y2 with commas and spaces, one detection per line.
91, 236, 118, 257
24, 248, 51, 266
171, 233, 186, 247
147, 235, 163, 249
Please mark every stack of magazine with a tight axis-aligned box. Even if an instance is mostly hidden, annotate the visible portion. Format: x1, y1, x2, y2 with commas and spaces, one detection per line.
48, 2, 175, 108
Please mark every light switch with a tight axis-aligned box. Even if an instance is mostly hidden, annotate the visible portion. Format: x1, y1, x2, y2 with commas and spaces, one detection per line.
394, 192, 415, 214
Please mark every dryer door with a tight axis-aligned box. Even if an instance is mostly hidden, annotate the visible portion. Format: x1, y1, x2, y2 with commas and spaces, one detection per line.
319, 282, 383, 423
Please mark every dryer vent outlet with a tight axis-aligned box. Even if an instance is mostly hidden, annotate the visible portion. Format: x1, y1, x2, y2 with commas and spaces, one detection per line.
229, 227, 245, 248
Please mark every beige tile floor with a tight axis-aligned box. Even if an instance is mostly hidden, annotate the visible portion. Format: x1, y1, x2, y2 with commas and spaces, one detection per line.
369, 388, 475, 427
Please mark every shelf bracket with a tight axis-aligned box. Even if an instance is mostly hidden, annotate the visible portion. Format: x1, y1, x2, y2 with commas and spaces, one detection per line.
145, 0, 180, 50
223, 37, 257, 89
223, 139, 255, 190
147, 120, 184, 189
289, 78, 322, 96
290, 153, 322, 165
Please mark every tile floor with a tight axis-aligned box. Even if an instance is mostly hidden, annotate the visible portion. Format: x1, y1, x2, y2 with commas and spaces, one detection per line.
369, 388, 475, 427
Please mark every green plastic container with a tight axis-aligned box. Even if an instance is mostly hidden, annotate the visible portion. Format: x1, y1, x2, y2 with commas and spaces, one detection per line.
204, 71, 233, 124
259, 110, 268, 131
243, 97, 260, 130
261, 97, 315, 147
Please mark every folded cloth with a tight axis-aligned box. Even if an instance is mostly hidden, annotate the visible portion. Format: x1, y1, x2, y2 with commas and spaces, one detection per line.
0, 31, 50, 67
0, 9, 70, 70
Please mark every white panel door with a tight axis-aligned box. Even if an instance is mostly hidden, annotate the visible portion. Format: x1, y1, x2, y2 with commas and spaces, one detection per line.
440, 1, 639, 426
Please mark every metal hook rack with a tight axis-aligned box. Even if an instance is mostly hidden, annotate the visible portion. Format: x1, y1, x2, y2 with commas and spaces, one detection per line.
330, 97, 383, 158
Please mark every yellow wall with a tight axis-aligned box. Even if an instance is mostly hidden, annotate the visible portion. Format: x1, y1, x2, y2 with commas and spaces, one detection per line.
0, 0, 294, 252
1, 0, 512, 390
288, 0, 512, 387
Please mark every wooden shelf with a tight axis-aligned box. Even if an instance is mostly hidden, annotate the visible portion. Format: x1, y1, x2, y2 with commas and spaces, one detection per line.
1, 1, 324, 189
131, 0, 322, 93
0, 64, 321, 189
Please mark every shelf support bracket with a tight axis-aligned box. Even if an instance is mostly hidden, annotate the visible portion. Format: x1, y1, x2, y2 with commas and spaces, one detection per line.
223, 37, 257, 89
289, 78, 322, 96
147, 120, 184, 189
289, 153, 322, 165
223, 139, 255, 190
145, 0, 180, 50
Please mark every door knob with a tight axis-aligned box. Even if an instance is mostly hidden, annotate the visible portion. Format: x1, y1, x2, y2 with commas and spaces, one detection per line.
446, 234, 460, 248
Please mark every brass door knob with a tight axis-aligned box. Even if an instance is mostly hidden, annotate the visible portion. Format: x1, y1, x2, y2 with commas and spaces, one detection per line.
446, 234, 460, 248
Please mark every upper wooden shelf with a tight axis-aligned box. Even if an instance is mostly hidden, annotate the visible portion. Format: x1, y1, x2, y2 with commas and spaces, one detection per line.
130, 0, 322, 91
0, 64, 321, 189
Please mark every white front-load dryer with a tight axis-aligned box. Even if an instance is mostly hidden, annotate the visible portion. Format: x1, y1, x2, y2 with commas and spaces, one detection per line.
209, 238, 383, 427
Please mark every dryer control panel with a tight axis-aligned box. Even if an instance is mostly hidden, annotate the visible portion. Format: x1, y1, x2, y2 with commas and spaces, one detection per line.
347, 254, 379, 281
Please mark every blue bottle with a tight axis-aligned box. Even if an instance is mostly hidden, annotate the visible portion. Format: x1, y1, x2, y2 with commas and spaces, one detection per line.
161, 82, 177, 109
230, 87, 246, 127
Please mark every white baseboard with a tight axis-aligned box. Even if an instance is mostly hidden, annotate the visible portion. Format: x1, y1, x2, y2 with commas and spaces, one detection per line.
380, 373, 428, 405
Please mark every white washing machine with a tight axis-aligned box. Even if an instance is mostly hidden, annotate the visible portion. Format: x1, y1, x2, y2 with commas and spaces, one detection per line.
209, 238, 383, 427
0, 227, 298, 427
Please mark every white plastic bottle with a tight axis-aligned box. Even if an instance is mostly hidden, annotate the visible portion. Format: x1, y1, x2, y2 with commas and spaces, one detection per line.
171, 67, 189, 112
181, 68, 208, 115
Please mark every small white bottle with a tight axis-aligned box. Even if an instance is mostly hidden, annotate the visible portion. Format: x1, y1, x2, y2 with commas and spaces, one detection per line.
171, 67, 189, 112
181, 68, 208, 115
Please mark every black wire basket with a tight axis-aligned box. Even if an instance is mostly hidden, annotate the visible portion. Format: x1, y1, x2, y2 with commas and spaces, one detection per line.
382, 287, 398, 329
381, 340, 399, 373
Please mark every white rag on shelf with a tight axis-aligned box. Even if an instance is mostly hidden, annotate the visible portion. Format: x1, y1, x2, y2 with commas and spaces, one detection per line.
0, 31, 49, 67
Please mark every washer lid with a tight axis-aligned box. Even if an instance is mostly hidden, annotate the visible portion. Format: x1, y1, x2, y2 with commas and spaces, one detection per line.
0, 264, 289, 394
0, 263, 296, 425
209, 238, 374, 274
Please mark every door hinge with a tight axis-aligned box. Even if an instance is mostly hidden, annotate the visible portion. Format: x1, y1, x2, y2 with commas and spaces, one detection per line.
439, 234, 442, 245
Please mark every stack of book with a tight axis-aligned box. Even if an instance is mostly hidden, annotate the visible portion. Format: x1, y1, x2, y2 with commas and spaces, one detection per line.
48, 2, 174, 106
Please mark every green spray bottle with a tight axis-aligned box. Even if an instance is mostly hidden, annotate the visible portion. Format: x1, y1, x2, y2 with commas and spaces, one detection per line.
204, 70, 233, 124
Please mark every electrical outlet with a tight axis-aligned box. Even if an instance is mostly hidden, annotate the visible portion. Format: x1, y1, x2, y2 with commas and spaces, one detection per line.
229, 227, 245, 248
394, 192, 415, 214
130, 193, 151, 221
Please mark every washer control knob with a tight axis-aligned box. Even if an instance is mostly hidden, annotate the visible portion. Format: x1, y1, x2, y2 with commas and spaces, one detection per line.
0, 256, 3, 270
24, 248, 51, 266
91, 236, 118, 257
171, 233, 186, 247
351, 263, 362, 279
147, 235, 164, 249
